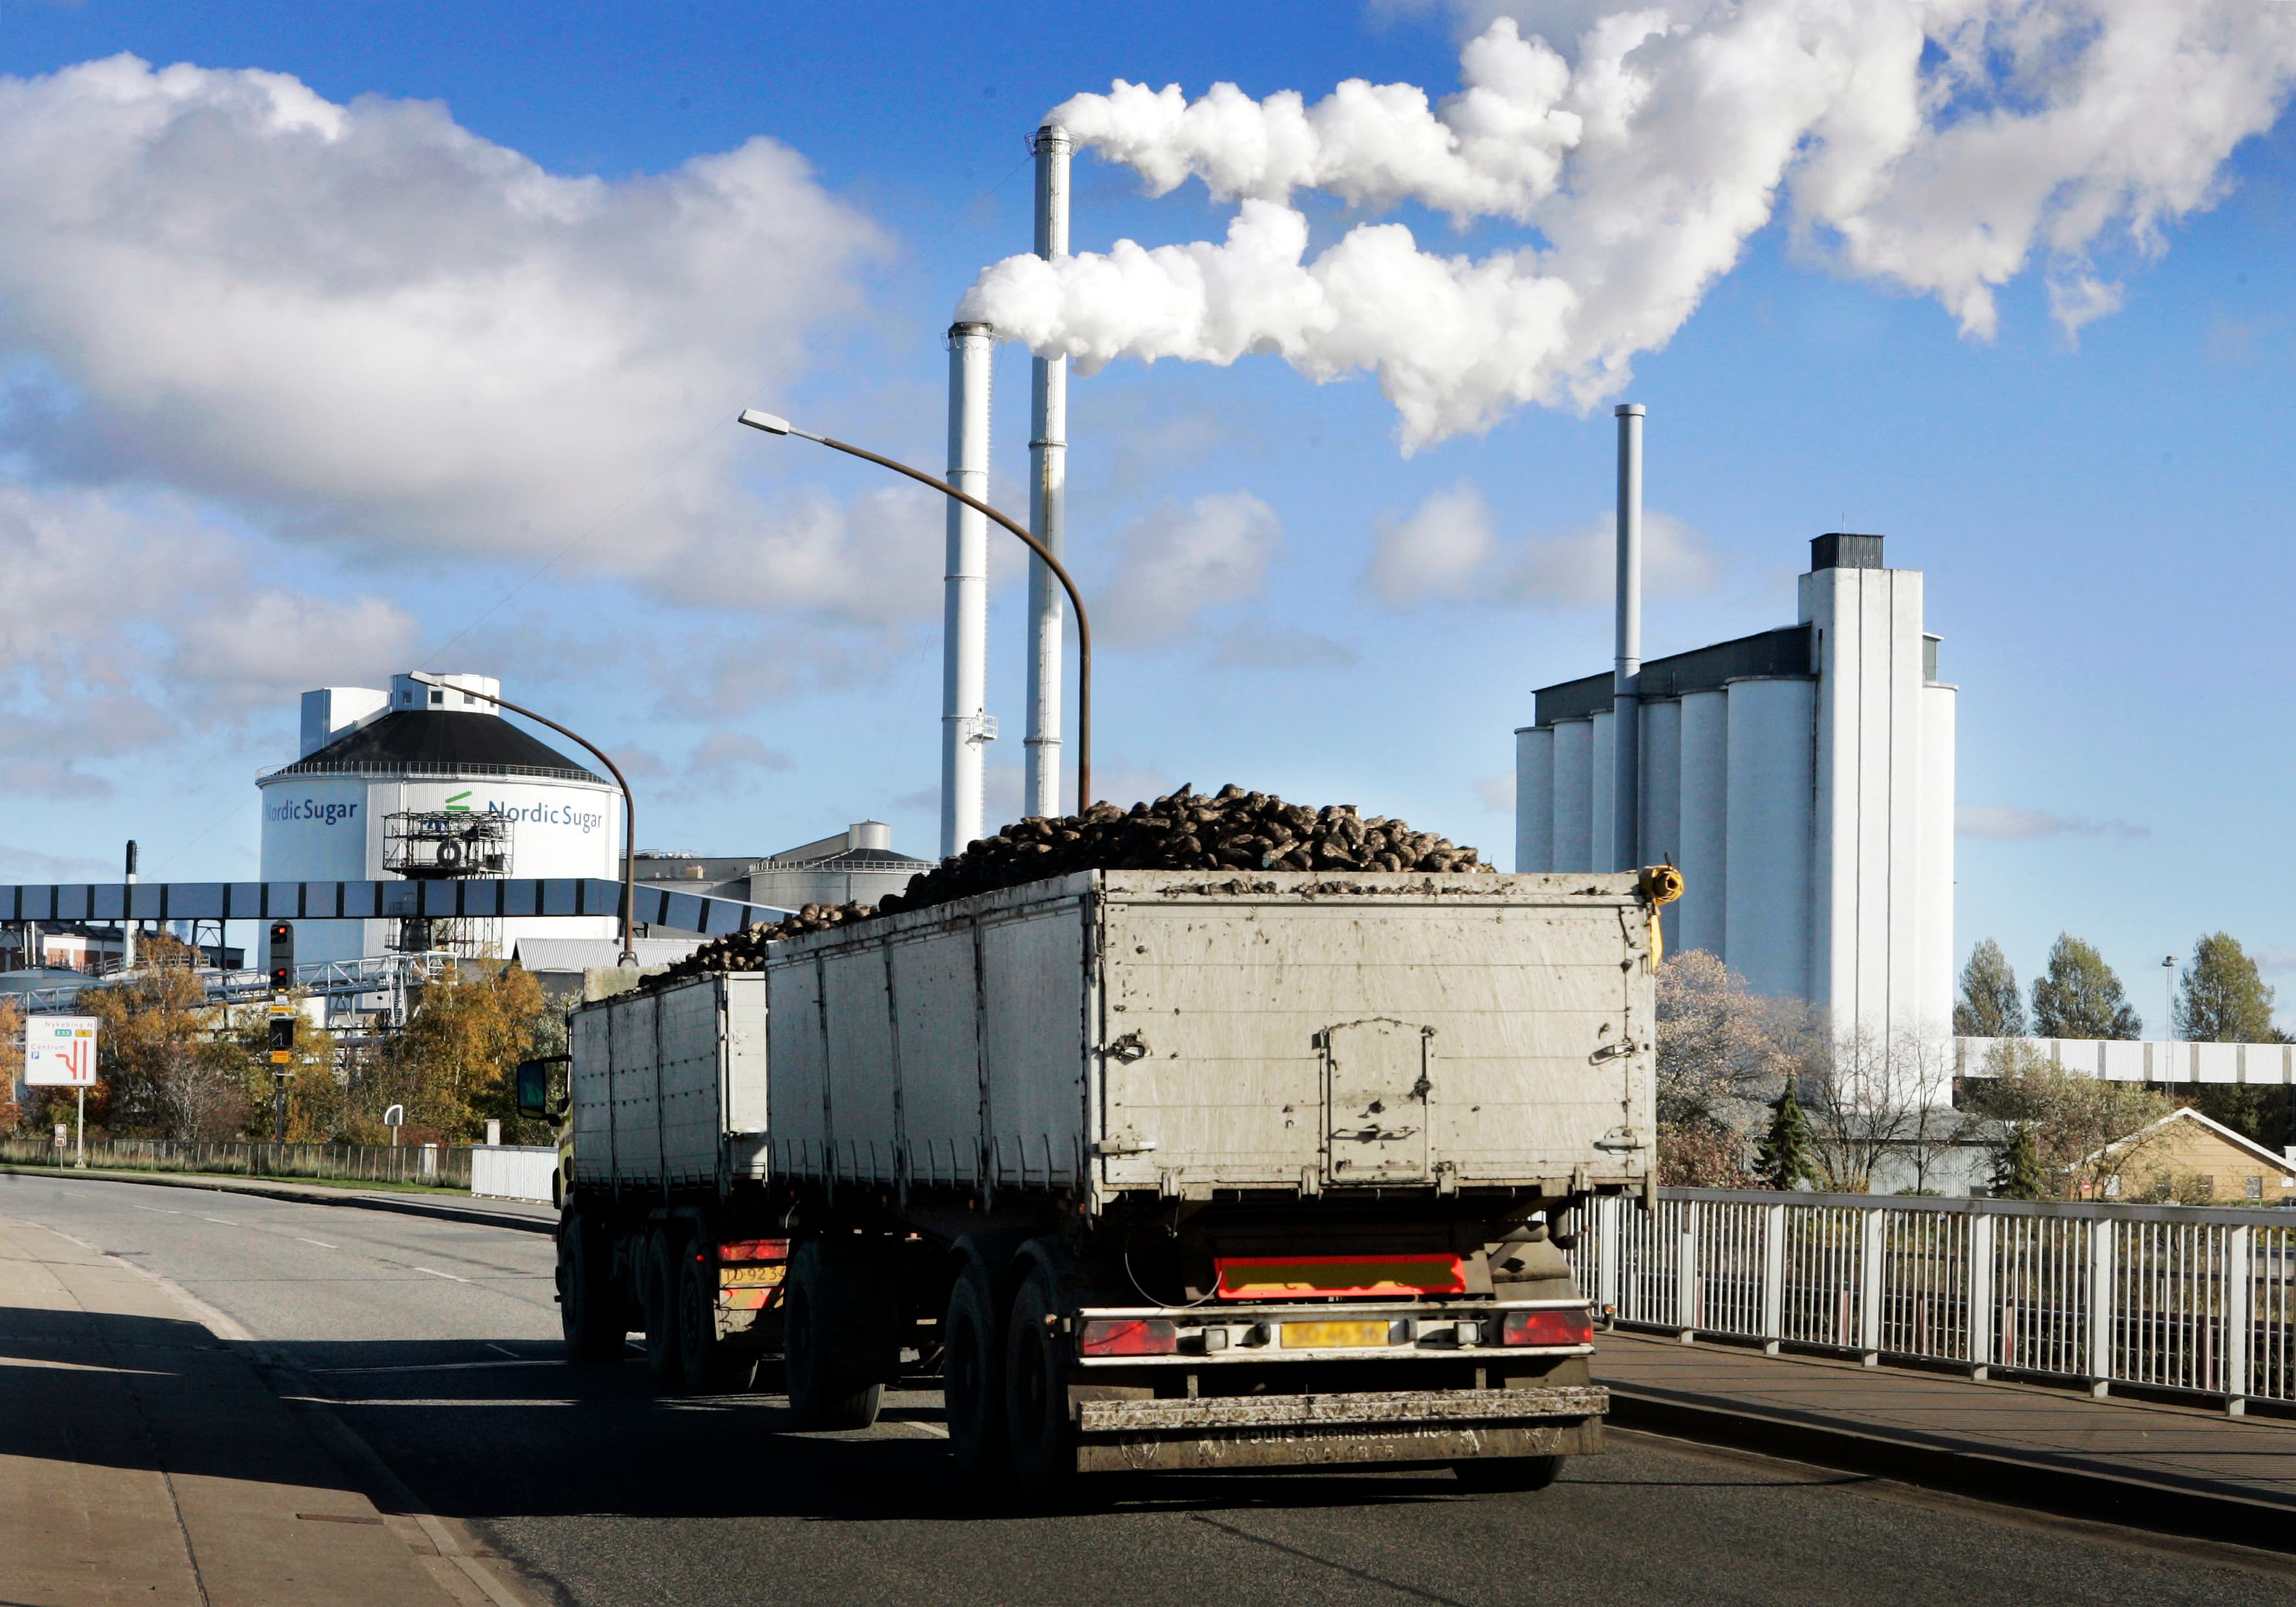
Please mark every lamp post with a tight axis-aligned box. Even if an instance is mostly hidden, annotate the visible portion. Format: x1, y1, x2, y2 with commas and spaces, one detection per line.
2163, 955, 2177, 1042
407, 673, 640, 966
737, 410, 1094, 813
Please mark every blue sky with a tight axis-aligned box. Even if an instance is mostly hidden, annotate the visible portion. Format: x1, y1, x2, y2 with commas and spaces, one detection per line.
1, 1, 2292, 1026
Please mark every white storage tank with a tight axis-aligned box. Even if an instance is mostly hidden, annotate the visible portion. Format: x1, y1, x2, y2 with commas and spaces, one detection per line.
258, 672, 620, 967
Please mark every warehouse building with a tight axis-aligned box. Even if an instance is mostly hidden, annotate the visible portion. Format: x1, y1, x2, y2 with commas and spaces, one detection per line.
1514, 533, 1955, 1041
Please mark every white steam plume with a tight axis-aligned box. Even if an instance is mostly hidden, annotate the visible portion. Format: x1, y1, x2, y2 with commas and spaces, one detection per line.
963, 3, 2296, 448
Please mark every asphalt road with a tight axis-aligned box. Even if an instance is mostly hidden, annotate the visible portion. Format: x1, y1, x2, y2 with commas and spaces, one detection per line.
9, 1170, 2295, 1607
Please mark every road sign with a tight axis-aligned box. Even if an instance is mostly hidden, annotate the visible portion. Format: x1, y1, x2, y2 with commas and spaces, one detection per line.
24, 1015, 97, 1087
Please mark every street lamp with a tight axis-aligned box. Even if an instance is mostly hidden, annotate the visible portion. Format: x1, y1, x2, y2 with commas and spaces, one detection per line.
408, 673, 641, 967
2163, 955, 2177, 1041
737, 409, 1095, 812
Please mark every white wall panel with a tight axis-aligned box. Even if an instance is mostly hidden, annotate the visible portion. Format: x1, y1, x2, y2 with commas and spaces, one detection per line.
1638, 699, 1682, 952
1514, 725, 1553, 873
1675, 689, 1728, 958
1551, 719, 1593, 873
1724, 677, 1814, 1000
1590, 710, 1615, 877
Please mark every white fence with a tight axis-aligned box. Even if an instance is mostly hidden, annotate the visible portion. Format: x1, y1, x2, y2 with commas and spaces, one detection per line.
1571, 1189, 2296, 1415
470, 1144, 558, 1204
1957, 1035, 2296, 1085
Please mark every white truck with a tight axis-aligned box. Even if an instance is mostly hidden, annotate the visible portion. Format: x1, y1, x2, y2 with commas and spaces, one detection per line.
540, 867, 1669, 1497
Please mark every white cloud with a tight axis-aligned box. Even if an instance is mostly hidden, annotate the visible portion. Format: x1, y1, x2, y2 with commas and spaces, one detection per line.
1096, 491, 1284, 647
686, 731, 792, 783
1365, 481, 1718, 609
966, 5, 2296, 446
1956, 805, 2147, 840
0, 55, 893, 618
1209, 622, 1358, 669
170, 591, 418, 704
1474, 772, 1515, 812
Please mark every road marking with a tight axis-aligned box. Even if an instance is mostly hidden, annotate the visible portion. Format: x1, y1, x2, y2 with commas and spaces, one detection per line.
487, 1343, 520, 1358
199, 1216, 238, 1227
308, 1360, 568, 1375
127, 1203, 183, 1215
890, 1418, 950, 1439
296, 1238, 336, 1249
413, 1266, 470, 1283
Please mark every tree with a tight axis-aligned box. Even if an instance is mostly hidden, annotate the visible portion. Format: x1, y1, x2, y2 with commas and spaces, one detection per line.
83, 934, 246, 1140
1990, 1124, 2043, 1200
2175, 932, 2276, 1043
2029, 934, 2140, 1040
1800, 1024, 1966, 1194
0, 997, 23, 1134
1964, 1038, 2173, 1199
365, 962, 554, 1143
1654, 949, 1813, 1185
1953, 939, 2026, 1037
1754, 1077, 1821, 1190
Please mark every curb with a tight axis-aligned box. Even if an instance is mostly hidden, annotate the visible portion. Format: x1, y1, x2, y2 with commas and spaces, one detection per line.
0, 1164, 557, 1236
1605, 1384, 2296, 1555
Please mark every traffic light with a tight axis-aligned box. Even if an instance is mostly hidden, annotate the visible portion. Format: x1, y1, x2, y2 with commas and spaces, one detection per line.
268, 1014, 296, 1054
267, 921, 294, 990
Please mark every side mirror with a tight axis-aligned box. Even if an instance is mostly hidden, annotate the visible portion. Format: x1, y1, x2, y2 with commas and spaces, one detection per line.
515, 1056, 567, 1121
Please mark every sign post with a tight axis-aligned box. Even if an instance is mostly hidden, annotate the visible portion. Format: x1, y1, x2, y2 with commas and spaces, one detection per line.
25, 1015, 99, 1170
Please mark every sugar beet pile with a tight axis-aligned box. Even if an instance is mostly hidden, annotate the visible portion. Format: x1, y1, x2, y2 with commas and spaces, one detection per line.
655, 784, 1489, 985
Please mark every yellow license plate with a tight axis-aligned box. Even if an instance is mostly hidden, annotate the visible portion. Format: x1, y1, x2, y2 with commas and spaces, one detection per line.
719, 1264, 785, 1287
1280, 1320, 1391, 1350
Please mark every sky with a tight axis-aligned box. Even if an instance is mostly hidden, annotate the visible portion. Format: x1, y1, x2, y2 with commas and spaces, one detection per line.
1, 0, 2293, 1028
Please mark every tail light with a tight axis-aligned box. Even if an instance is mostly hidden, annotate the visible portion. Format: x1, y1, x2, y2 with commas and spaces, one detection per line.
1079, 1318, 1179, 1357
717, 1239, 788, 1264
1501, 1308, 1594, 1347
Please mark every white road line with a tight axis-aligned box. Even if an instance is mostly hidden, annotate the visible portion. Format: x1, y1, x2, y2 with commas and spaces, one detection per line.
297, 1238, 337, 1249
126, 1203, 183, 1215
487, 1343, 520, 1358
199, 1216, 238, 1226
413, 1266, 470, 1283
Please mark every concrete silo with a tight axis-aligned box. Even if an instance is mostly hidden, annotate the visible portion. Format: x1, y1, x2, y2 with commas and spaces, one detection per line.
258, 673, 620, 966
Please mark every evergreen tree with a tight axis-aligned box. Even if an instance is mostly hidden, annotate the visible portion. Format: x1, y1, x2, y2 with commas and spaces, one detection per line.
1953, 938, 2026, 1037
1990, 1124, 2045, 1201
1754, 1076, 1820, 1190
2030, 934, 2141, 1039
2175, 932, 2277, 1043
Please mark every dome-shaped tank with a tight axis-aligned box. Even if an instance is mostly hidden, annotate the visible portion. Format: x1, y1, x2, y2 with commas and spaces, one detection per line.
258, 673, 619, 966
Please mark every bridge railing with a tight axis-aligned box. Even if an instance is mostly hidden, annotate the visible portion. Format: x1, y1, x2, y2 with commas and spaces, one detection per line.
1570, 1188, 2296, 1415
0, 1136, 471, 1189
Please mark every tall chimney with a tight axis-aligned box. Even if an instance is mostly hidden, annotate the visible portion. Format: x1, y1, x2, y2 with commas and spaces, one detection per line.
1613, 402, 1645, 872
940, 323, 994, 859
1023, 122, 1071, 818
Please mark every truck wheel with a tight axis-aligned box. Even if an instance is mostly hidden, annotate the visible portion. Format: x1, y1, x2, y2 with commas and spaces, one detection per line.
1003, 1265, 1080, 1500
557, 1210, 625, 1361
783, 1241, 885, 1430
642, 1228, 684, 1388
677, 1247, 733, 1389
1452, 1455, 1565, 1492
942, 1262, 1006, 1479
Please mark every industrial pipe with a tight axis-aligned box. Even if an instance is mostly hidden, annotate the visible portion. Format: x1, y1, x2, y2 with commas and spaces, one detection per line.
1613, 402, 1645, 873
941, 323, 994, 857
406, 674, 640, 966
1025, 122, 1071, 819
737, 410, 1093, 813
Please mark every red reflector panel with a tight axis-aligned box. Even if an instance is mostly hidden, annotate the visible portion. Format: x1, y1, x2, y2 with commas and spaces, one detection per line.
1215, 1254, 1466, 1301
1078, 1319, 1179, 1357
1501, 1308, 1595, 1347
717, 1238, 789, 1264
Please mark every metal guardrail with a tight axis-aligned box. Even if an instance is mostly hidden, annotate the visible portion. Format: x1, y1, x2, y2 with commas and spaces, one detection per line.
0, 1136, 471, 1188
1571, 1188, 2296, 1414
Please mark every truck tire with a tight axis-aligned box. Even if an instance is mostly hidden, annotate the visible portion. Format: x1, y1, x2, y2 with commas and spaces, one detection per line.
1452, 1455, 1565, 1492
1003, 1264, 1080, 1499
783, 1241, 885, 1430
557, 1209, 625, 1362
642, 1228, 684, 1388
942, 1261, 1006, 1479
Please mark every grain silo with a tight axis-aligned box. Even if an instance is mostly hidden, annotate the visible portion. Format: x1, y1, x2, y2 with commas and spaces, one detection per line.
257, 672, 620, 966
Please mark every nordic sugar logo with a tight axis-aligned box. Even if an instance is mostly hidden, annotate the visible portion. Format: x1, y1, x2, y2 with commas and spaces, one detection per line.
264, 798, 360, 826
445, 791, 472, 813
462, 798, 607, 834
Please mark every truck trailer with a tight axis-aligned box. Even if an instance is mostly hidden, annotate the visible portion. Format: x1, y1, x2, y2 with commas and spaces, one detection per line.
539, 866, 1669, 1496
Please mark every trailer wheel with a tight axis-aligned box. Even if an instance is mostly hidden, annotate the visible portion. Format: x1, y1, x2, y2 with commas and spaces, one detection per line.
642, 1228, 684, 1388
557, 1209, 625, 1362
942, 1262, 1006, 1479
783, 1242, 885, 1430
1003, 1265, 1080, 1499
1451, 1455, 1565, 1492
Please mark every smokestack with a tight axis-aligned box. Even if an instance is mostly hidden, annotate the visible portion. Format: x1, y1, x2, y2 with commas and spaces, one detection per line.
1024, 122, 1072, 817
940, 323, 994, 859
123, 838, 137, 969
1613, 402, 1644, 872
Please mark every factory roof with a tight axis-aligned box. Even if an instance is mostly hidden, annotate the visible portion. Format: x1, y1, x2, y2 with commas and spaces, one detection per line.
1531, 624, 1814, 727
263, 710, 605, 784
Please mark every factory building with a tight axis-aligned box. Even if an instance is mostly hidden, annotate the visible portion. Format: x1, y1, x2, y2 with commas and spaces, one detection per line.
1515, 533, 1956, 1042
257, 673, 620, 966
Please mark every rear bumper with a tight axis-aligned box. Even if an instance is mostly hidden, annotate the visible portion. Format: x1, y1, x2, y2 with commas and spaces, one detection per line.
1071, 1384, 1606, 1474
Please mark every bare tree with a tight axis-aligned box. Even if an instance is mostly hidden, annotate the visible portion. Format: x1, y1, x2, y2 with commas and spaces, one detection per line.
1655, 950, 1814, 1185
1965, 1038, 2175, 1200
1801, 1024, 1974, 1194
